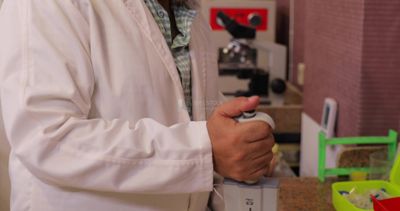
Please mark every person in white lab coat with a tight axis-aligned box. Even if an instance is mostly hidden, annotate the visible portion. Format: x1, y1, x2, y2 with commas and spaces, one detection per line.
0, 0, 275, 211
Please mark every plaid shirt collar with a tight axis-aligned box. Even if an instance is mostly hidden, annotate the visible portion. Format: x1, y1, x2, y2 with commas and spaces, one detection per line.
144, 0, 197, 49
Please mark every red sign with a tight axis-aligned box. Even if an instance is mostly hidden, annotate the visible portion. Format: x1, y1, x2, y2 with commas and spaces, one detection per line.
210, 8, 269, 31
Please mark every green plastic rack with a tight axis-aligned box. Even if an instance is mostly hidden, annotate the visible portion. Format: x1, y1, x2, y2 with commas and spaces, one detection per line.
318, 130, 398, 182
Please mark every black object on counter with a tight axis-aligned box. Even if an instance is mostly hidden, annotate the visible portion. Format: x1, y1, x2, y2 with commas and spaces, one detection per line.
270, 78, 287, 94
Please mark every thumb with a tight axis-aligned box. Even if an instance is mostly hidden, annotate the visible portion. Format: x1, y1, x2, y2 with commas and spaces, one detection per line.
217, 96, 260, 118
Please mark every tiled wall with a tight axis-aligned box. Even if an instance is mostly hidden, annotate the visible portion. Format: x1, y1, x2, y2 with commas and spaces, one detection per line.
301, 0, 400, 136
359, 0, 400, 135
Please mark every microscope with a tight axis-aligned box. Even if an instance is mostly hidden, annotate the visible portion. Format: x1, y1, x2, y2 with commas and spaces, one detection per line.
215, 10, 287, 105
217, 12, 270, 98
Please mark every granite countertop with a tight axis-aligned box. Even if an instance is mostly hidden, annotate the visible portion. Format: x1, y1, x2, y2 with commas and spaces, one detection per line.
278, 177, 335, 211
276, 147, 389, 210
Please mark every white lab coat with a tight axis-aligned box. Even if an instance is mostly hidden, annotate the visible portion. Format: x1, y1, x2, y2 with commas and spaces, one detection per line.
0, 0, 221, 210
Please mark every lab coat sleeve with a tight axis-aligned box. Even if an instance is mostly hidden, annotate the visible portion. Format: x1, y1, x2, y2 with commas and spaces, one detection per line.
0, 0, 213, 194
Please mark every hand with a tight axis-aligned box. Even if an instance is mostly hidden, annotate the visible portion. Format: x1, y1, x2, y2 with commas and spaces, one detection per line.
264, 154, 277, 177
207, 96, 275, 182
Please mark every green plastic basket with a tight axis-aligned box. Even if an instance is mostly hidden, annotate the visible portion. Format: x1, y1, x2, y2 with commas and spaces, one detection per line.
332, 144, 400, 211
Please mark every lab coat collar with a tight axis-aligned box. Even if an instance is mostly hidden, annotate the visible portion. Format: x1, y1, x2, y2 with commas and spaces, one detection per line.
122, 0, 207, 121
189, 21, 207, 121
123, 0, 182, 94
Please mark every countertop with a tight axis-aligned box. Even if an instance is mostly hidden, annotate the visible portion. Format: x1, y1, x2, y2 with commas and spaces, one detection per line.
278, 177, 335, 211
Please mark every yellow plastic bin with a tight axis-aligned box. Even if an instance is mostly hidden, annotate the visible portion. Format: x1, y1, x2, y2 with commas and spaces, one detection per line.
332, 151, 400, 210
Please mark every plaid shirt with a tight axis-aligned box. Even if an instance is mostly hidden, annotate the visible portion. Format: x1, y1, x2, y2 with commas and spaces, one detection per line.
144, 0, 196, 118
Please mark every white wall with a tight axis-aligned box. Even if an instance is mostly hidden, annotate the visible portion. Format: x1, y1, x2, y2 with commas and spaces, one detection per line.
300, 112, 342, 177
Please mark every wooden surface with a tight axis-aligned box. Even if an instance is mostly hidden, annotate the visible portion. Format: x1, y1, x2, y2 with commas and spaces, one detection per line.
257, 83, 303, 134
258, 105, 302, 134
